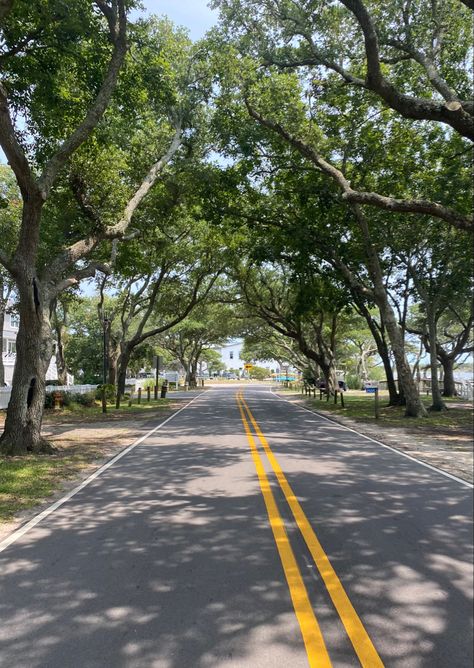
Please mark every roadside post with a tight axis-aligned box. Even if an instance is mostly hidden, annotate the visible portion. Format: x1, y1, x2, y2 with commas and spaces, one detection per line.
153, 355, 161, 400
137, 387, 142, 404
101, 312, 109, 414
147, 386, 151, 402
160, 380, 168, 399
365, 382, 380, 418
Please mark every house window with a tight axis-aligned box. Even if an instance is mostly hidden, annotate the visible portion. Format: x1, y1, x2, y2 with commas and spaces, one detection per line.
229, 351, 234, 359
10, 313, 19, 328
2, 338, 16, 354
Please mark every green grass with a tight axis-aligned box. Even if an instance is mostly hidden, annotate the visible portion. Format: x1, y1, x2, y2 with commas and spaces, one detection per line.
0, 456, 87, 522
282, 389, 473, 431
44, 397, 171, 422
0, 398, 175, 523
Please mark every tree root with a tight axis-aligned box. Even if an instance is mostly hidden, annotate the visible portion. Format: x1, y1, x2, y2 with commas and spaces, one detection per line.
0, 435, 55, 456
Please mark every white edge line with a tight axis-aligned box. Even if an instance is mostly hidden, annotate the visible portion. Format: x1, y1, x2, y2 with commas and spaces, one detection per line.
0, 393, 204, 554
270, 389, 473, 490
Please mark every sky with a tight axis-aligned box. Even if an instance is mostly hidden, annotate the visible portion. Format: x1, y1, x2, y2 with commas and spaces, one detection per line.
135, 0, 219, 39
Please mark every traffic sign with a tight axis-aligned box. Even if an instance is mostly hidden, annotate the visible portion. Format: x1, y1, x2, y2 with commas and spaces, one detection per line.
365, 382, 379, 394
244, 364, 253, 370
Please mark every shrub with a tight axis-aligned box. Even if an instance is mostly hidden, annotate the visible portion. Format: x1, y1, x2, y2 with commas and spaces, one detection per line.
44, 391, 72, 409
95, 384, 116, 401
69, 392, 96, 407
142, 378, 157, 390
345, 373, 362, 390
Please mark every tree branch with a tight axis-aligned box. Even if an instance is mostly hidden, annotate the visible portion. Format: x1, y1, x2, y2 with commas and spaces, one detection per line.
0, 83, 41, 199
37, 0, 128, 198
104, 121, 183, 239
0, 0, 14, 22
337, 0, 474, 138
51, 261, 110, 295
245, 101, 474, 231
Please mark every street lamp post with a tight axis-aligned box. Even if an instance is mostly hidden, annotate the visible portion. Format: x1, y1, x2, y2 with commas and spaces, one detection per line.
102, 312, 109, 414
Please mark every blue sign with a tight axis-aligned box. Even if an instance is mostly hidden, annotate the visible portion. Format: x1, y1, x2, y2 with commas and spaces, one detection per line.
366, 387, 377, 393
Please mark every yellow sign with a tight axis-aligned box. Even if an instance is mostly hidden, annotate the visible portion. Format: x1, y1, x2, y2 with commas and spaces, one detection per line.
244, 363, 253, 370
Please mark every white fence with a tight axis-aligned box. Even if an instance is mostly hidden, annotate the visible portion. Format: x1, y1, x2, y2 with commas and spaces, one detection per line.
44, 384, 97, 395
0, 384, 98, 410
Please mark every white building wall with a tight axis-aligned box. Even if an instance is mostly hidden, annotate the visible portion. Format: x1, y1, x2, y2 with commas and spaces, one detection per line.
216, 339, 279, 374
2, 311, 59, 385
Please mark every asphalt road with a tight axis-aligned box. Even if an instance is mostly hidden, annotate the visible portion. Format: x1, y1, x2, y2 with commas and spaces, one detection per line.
0, 385, 472, 668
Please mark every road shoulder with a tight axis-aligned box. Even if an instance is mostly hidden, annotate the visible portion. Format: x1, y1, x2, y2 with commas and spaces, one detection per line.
275, 391, 473, 485
0, 395, 201, 541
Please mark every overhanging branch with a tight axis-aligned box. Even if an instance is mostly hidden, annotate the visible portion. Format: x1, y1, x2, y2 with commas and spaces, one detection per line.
246, 101, 473, 232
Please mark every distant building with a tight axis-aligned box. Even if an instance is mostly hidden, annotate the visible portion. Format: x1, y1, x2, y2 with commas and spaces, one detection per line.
2, 310, 61, 385
215, 339, 279, 375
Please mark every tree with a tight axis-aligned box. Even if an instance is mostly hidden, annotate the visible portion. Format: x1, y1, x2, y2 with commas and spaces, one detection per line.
0, 165, 19, 386
211, 3, 473, 233
200, 348, 226, 376
0, 0, 130, 454
214, 0, 474, 139
0, 11, 213, 454
64, 297, 104, 384
158, 302, 241, 386
242, 321, 309, 373
238, 262, 349, 396
209, 56, 434, 414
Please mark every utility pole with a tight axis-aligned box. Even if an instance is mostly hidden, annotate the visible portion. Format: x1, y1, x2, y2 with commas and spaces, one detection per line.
102, 312, 109, 414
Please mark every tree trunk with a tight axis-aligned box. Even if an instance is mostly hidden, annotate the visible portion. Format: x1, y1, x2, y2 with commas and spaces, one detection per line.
439, 353, 457, 397
189, 360, 198, 388
352, 295, 403, 406
116, 345, 132, 407
427, 311, 446, 411
0, 301, 5, 387
356, 209, 426, 417
185, 366, 192, 385
108, 339, 120, 386
374, 286, 425, 416
55, 326, 68, 386
320, 358, 337, 397
0, 278, 54, 455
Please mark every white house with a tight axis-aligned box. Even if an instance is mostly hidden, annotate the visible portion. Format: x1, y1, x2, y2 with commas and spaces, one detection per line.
2, 311, 60, 385
216, 339, 280, 375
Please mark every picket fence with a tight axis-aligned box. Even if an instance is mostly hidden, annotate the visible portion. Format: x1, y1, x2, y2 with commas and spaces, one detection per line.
0, 384, 97, 409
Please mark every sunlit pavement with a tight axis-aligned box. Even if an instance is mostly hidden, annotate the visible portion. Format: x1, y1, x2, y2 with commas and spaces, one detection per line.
0, 385, 472, 667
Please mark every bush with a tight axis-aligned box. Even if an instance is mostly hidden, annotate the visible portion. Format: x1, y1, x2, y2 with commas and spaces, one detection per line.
95, 384, 116, 402
142, 378, 158, 390
249, 366, 270, 380
44, 391, 72, 409
69, 391, 96, 407
345, 373, 362, 390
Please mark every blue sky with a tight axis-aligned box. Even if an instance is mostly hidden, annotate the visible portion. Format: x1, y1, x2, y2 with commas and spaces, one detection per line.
135, 0, 218, 39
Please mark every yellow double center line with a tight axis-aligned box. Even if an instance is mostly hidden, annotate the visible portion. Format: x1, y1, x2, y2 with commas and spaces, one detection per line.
236, 391, 384, 668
